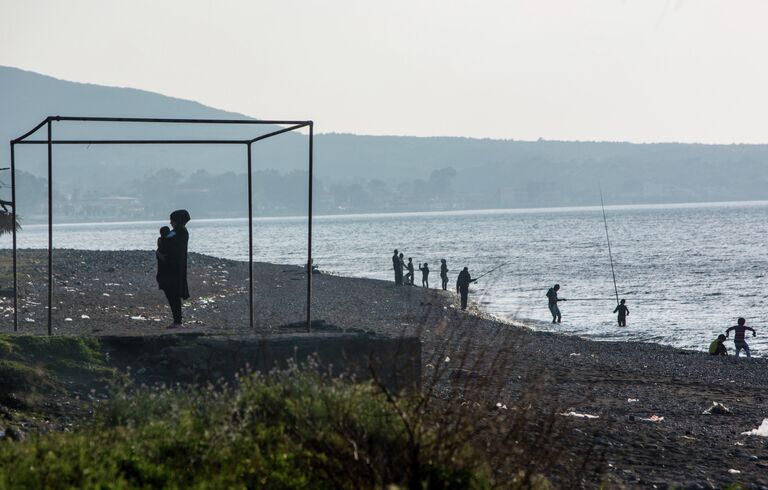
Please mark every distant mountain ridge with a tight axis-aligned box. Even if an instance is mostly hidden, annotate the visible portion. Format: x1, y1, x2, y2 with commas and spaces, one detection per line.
2, 65, 768, 220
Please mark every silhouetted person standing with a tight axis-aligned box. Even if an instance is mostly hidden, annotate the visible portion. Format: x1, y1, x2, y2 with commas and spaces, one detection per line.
419, 262, 429, 288
399, 253, 406, 284
440, 259, 449, 291
613, 299, 629, 327
546, 284, 563, 323
392, 249, 402, 285
406, 257, 415, 286
456, 267, 476, 310
725, 317, 756, 359
157, 209, 191, 328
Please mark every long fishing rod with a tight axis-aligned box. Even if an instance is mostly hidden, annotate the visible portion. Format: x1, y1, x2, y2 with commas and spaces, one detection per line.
474, 262, 508, 281
599, 184, 620, 306
501, 297, 680, 302
561, 297, 679, 302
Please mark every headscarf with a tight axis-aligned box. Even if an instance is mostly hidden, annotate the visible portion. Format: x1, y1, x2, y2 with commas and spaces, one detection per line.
170, 209, 191, 226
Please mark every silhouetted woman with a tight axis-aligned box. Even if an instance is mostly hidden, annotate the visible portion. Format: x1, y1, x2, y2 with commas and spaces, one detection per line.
440, 259, 449, 291
157, 209, 191, 328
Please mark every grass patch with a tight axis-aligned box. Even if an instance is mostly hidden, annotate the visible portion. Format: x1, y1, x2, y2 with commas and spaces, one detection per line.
0, 335, 116, 408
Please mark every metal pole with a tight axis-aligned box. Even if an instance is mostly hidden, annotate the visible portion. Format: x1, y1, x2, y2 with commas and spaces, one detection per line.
10, 143, 17, 332
247, 143, 254, 330
47, 120, 53, 336
306, 123, 314, 333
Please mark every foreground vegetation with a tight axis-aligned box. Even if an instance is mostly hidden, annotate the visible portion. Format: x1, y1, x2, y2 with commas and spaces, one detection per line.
0, 370, 514, 489
0, 332, 597, 488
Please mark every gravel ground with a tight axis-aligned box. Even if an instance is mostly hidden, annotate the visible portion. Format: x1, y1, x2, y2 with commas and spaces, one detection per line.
2, 249, 768, 488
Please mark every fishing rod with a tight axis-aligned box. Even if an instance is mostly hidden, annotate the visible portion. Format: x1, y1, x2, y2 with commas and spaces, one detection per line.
500, 296, 680, 302
599, 184, 620, 306
473, 262, 509, 281
559, 297, 679, 302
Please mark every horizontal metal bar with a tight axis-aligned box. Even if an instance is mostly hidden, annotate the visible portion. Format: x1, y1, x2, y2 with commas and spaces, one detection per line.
249, 123, 309, 143
15, 139, 252, 145
12, 117, 51, 143
52, 116, 311, 125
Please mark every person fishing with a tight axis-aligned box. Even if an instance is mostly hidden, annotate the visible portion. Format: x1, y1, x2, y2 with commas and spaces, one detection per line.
440, 259, 449, 291
419, 262, 429, 288
725, 317, 756, 359
392, 249, 402, 285
456, 267, 477, 310
546, 284, 564, 323
613, 299, 629, 327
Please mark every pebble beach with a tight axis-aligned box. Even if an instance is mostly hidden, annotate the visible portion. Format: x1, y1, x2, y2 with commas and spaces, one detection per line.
2, 249, 768, 487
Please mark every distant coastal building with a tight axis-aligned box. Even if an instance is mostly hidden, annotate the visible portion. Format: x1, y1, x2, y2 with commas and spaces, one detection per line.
62, 196, 144, 220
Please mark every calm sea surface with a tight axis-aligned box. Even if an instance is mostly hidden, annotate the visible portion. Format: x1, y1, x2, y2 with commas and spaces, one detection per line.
4, 201, 768, 355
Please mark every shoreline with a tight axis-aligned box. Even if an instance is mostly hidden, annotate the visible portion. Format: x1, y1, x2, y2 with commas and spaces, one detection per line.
11, 198, 768, 227
1, 249, 767, 486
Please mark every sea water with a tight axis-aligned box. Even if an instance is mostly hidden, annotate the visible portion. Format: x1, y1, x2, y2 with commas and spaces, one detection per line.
5, 201, 768, 355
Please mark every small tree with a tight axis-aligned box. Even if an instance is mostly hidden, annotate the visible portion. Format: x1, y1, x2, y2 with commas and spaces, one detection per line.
0, 167, 20, 236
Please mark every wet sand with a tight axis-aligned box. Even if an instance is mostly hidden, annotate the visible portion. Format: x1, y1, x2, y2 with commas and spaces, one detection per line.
2, 249, 768, 487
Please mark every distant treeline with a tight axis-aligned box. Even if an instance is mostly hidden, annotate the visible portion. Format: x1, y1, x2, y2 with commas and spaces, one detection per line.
10, 145, 768, 222
10, 167, 461, 221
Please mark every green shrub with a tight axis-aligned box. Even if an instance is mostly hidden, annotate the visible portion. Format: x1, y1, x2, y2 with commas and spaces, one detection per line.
0, 371, 494, 489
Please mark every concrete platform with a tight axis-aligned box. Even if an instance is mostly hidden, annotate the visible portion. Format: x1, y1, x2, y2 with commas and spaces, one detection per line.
101, 330, 421, 392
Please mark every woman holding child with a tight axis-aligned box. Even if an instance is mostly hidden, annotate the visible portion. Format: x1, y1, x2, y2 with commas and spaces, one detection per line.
156, 209, 191, 328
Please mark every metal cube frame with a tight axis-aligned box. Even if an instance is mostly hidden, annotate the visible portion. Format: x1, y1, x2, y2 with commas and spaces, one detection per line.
9, 116, 314, 334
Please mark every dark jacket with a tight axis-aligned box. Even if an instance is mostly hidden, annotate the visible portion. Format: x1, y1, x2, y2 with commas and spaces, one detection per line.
456, 270, 472, 291
613, 304, 629, 318
157, 226, 190, 299
546, 288, 559, 306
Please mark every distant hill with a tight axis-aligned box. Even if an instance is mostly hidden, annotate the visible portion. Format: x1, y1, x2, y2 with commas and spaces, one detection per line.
2, 65, 768, 221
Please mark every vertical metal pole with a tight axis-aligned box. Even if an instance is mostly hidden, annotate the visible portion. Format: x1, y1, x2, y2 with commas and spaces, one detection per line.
10, 143, 17, 332
247, 143, 254, 330
47, 120, 53, 336
306, 122, 313, 333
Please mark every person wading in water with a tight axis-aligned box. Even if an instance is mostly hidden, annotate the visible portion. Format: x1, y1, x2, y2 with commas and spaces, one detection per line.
456, 267, 477, 310
613, 299, 629, 327
156, 209, 191, 328
546, 284, 564, 323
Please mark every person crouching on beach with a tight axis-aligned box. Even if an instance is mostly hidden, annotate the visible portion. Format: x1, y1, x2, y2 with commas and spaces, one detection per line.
613, 299, 629, 327
725, 317, 756, 359
419, 262, 429, 288
709, 334, 728, 356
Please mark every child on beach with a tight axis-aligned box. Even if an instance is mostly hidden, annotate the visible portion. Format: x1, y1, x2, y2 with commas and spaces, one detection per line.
708, 334, 728, 356
725, 318, 756, 359
419, 262, 429, 288
406, 258, 415, 286
613, 299, 629, 327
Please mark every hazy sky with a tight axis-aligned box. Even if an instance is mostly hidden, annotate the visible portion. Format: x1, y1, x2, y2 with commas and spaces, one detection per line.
2, 0, 767, 143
